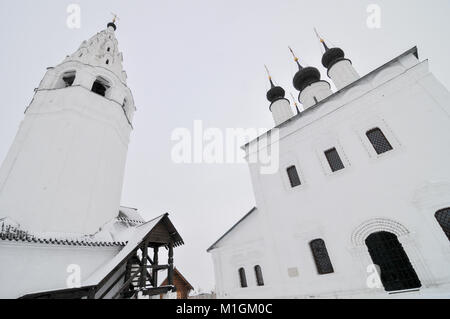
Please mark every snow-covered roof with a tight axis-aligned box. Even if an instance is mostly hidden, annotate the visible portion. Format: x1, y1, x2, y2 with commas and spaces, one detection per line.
118, 206, 145, 223
18, 212, 184, 299
84, 213, 183, 286
0, 217, 127, 247
0, 206, 147, 247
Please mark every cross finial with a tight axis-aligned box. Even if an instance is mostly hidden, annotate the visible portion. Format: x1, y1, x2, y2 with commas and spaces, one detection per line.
288, 46, 299, 62
264, 64, 271, 80
111, 12, 120, 24
288, 46, 303, 70
264, 65, 275, 88
314, 27, 324, 43
314, 27, 329, 51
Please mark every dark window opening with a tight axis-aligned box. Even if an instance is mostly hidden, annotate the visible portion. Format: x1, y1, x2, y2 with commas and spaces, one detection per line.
365, 231, 421, 292
91, 78, 109, 97
238, 267, 247, 288
324, 148, 345, 172
254, 265, 264, 286
287, 166, 301, 188
62, 71, 76, 87
366, 128, 393, 155
106, 59, 109, 65
435, 208, 450, 241
310, 239, 334, 275
107, 47, 110, 52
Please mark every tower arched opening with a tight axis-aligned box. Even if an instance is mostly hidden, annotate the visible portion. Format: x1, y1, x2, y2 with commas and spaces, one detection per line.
91, 77, 110, 97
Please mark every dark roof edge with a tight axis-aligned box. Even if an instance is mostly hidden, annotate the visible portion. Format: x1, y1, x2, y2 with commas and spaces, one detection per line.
206, 207, 257, 252
242, 46, 419, 149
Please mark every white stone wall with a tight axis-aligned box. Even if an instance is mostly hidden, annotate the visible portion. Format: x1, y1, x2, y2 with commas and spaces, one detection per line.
0, 242, 119, 299
211, 51, 450, 298
328, 60, 360, 90
299, 81, 333, 109
270, 99, 294, 126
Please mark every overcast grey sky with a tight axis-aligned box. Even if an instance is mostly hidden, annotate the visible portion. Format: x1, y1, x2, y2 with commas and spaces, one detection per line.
0, 0, 449, 292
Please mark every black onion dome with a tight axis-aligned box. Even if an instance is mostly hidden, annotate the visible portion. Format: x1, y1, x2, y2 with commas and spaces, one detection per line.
321, 47, 345, 69
266, 84, 285, 102
107, 22, 117, 31
293, 66, 321, 92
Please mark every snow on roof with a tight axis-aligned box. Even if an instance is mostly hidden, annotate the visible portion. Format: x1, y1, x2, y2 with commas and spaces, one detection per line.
84, 214, 166, 286
119, 206, 145, 223
0, 207, 147, 247
0, 217, 127, 247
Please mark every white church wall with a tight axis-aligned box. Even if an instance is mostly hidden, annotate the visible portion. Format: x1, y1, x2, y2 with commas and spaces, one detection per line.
0, 242, 119, 299
210, 210, 280, 298
213, 51, 450, 298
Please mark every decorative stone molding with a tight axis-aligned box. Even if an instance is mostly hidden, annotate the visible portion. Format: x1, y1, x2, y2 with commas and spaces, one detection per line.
351, 218, 410, 246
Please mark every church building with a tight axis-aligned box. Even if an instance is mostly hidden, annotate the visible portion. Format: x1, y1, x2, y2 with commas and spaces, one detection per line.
208, 35, 450, 298
0, 20, 184, 299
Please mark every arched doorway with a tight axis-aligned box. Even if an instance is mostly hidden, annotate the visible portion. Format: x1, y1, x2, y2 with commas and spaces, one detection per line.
365, 231, 421, 292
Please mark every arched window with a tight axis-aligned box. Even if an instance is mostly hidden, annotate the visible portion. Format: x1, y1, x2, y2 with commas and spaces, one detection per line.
366, 128, 393, 155
238, 267, 247, 288
309, 239, 334, 275
57, 71, 76, 88
286, 166, 301, 188
254, 265, 264, 286
365, 231, 421, 292
435, 208, 450, 241
91, 77, 110, 97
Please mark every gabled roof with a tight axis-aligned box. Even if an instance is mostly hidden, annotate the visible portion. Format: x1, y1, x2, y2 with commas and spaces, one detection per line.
84, 213, 183, 286
206, 207, 257, 252
20, 213, 184, 299
161, 268, 194, 291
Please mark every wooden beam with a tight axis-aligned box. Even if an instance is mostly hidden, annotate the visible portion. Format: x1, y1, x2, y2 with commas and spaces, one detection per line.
145, 264, 169, 270
152, 246, 159, 288
112, 269, 140, 299
98, 270, 126, 299
168, 242, 174, 286
142, 285, 175, 296
140, 241, 149, 289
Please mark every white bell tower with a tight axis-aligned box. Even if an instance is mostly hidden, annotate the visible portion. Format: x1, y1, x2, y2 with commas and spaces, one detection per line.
0, 21, 136, 234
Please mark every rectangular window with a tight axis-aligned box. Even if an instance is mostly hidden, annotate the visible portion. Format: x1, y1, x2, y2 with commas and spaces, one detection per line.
286, 166, 301, 188
366, 128, 393, 155
238, 268, 247, 288
324, 148, 345, 172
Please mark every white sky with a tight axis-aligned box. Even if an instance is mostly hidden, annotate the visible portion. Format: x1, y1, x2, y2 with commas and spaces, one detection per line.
0, 0, 449, 292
